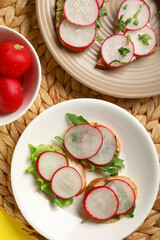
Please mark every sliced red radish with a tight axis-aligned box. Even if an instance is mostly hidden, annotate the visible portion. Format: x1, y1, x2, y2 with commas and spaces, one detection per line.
83, 186, 119, 221
105, 179, 136, 215
36, 151, 68, 182
97, 0, 104, 9
51, 166, 82, 199
88, 126, 117, 165
101, 34, 135, 68
125, 25, 157, 56
118, 0, 150, 31
59, 19, 96, 50
64, 124, 103, 159
63, 0, 99, 26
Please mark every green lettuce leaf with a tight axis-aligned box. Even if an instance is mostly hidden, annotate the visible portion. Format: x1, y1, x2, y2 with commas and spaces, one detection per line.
28, 143, 72, 206
54, 196, 73, 207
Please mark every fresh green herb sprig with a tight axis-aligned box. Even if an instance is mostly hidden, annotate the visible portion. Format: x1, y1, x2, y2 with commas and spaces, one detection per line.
126, 34, 131, 46
118, 15, 132, 33
108, 59, 127, 66
96, 7, 107, 28
133, 4, 143, 25
123, 4, 128, 10
138, 33, 152, 46
119, 3, 144, 31
118, 47, 130, 58
95, 36, 103, 42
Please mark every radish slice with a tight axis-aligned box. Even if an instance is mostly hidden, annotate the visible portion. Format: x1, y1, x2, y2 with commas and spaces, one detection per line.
88, 126, 117, 165
118, 0, 150, 31
105, 179, 136, 215
83, 186, 119, 220
97, 0, 104, 8
101, 34, 134, 68
59, 19, 96, 50
125, 25, 157, 56
36, 151, 68, 182
51, 166, 82, 199
63, 0, 99, 26
64, 124, 103, 159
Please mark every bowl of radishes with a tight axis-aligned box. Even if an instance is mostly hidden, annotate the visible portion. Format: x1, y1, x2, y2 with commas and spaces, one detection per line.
0, 25, 41, 126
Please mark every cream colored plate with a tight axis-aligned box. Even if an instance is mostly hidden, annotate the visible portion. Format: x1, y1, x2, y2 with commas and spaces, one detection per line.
36, 0, 160, 98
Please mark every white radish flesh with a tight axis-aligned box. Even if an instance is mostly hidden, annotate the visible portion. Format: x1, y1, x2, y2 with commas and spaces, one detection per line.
51, 166, 82, 199
69, 157, 86, 195
125, 25, 157, 56
59, 19, 96, 49
105, 179, 136, 215
101, 34, 134, 68
36, 151, 68, 181
118, 0, 150, 31
63, 0, 99, 26
97, 0, 104, 8
64, 124, 103, 159
88, 126, 117, 165
83, 186, 119, 220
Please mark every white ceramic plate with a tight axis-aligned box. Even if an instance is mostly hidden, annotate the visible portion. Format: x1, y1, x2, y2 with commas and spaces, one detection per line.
36, 0, 160, 98
11, 99, 159, 240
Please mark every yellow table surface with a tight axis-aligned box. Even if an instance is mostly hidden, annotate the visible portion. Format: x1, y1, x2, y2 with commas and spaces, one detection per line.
0, 208, 34, 240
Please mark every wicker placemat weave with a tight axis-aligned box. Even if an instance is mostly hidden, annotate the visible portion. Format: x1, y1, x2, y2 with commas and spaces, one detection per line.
0, 0, 160, 239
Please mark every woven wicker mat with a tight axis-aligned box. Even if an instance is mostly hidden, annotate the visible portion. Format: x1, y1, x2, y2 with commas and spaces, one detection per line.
0, 0, 160, 239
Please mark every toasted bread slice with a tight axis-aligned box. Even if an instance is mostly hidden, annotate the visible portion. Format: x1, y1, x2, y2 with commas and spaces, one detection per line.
84, 175, 137, 223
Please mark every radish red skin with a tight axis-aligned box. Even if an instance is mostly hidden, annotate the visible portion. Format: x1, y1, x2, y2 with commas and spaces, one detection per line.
105, 179, 136, 215
125, 26, 157, 57
88, 125, 117, 166
0, 76, 23, 113
117, 0, 151, 32
36, 151, 68, 182
58, 19, 97, 50
0, 41, 32, 78
83, 186, 119, 221
101, 34, 135, 68
51, 166, 83, 199
64, 124, 103, 160
63, 0, 99, 27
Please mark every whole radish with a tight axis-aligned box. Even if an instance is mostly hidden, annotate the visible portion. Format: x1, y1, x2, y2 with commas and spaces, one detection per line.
0, 76, 23, 113
0, 41, 32, 78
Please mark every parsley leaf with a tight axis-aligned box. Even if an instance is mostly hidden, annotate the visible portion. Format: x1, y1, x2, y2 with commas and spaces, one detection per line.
126, 34, 131, 46
138, 33, 152, 46
95, 36, 103, 42
99, 7, 107, 17
133, 4, 143, 19
108, 59, 127, 66
118, 47, 130, 58
123, 4, 128, 10
67, 113, 90, 125
118, 15, 132, 32
96, 7, 107, 28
